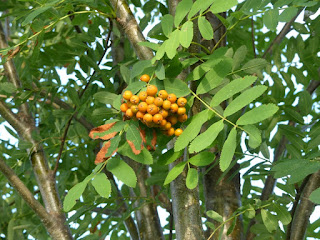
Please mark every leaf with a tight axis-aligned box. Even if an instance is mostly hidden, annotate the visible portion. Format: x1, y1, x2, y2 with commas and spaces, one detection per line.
261, 209, 278, 233
210, 0, 238, 13
124, 81, 146, 94
189, 120, 224, 153
198, 16, 213, 40
188, 151, 215, 166
91, 173, 111, 198
0, 82, 17, 94
131, 60, 152, 79
197, 58, 232, 94
220, 128, 237, 172
242, 58, 268, 78
22, 6, 52, 26
188, 0, 214, 19
161, 14, 174, 37
263, 9, 279, 31
138, 41, 159, 51
179, 21, 193, 48
273, 203, 291, 225
279, 7, 298, 22
165, 29, 180, 59
186, 168, 198, 189
164, 78, 190, 97
174, 0, 193, 27
237, 104, 279, 125
155, 62, 165, 80
155, 41, 166, 60
63, 182, 87, 212
164, 161, 186, 185
232, 45, 247, 71
227, 217, 237, 235
126, 121, 142, 153
93, 91, 118, 105
95, 140, 115, 164
210, 76, 257, 107
118, 142, 153, 164
158, 149, 184, 165
243, 125, 262, 149
310, 187, 320, 204
206, 210, 223, 222
106, 157, 137, 188
224, 85, 267, 117
89, 121, 122, 140
174, 110, 209, 152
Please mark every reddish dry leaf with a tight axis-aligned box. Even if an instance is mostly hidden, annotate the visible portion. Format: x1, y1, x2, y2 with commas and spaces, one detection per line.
139, 128, 147, 143
94, 141, 118, 164
151, 130, 157, 150
127, 140, 143, 155
89, 122, 117, 140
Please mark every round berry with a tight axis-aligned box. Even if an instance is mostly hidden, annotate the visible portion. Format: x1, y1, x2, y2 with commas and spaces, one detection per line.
177, 107, 186, 115
147, 85, 158, 96
143, 113, 153, 123
138, 91, 148, 101
153, 113, 163, 124
170, 103, 179, 113
136, 111, 144, 120
158, 90, 168, 99
178, 113, 188, 122
123, 90, 133, 101
125, 108, 134, 118
140, 74, 150, 83
120, 103, 129, 113
146, 96, 155, 105
175, 128, 183, 136
177, 97, 187, 107
167, 127, 175, 136
154, 97, 164, 107
147, 104, 158, 115
138, 102, 148, 112
167, 93, 177, 103
130, 95, 140, 104
162, 100, 171, 110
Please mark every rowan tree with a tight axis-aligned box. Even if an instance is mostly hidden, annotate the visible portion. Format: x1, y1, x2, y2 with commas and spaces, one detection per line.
0, 0, 319, 239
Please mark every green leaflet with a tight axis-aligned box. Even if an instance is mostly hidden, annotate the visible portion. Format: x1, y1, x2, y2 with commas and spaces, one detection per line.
165, 29, 180, 59
186, 168, 198, 189
273, 203, 292, 225
126, 121, 142, 151
237, 104, 279, 125
179, 21, 193, 48
161, 14, 174, 37
188, 151, 215, 166
63, 182, 87, 212
91, 173, 111, 198
198, 16, 213, 40
220, 127, 237, 172
206, 210, 223, 222
210, 75, 257, 107
189, 120, 224, 153
188, 0, 214, 19
164, 78, 190, 97
118, 142, 153, 165
243, 125, 262, 149
224, 85, 267, 117
164, 161, 186, 185
210, 0, 238, 13
106, 156, 137, 188
310, 187, 320, 204
174, 0, 193, 27
174, 109, 209, 152
263, 9, 279, 31
261, 209, 278, 233
93, 91, 118, 105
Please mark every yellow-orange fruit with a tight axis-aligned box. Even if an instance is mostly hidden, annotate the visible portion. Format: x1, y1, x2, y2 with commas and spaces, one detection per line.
125, 108, 134, 118
159, 109, 169, 118
153, 113, 163, 124
163, 122, 172, 130
167, 93, 177, 103
162, 100, 171, 110
136, 111, 144, 120
160, 119, 167, 127
178, 113, 188, 122
146, 96, 155, 105
167, 127, 175, 136
170, 103, 179, 113
123, 90, 133, 101
143, 113, 153, 123
130, 95, 140, 104
120, 103, 129, 113
167, 115, 178, 125
147, 104, 158, 115
131, 105, 139, 114
177, 107, 186, 115
140, 74, 150, 82
146, 85, 158, 96
138, 102, 148, 112
177, 97, 187, 107
138, 91, 148, 101
175, 128, 183, 136
154, 97, 164, 107
158, 90, 168, 99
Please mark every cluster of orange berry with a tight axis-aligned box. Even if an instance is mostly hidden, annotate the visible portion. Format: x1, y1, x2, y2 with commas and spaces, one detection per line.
120, 75, 187, 136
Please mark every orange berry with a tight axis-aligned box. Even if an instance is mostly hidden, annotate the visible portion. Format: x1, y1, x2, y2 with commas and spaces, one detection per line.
120, 103, 129, 113
167, 127, 175, 136
138, 102, 148, 112
153, 113, 163, 124
147, 85, 158, 96
123, 90, 133, 101
177, 107, 186, 115
131, 105, 139, 114
167, 115, 178, 125
130, 95, 140, 104
163, 122, 172, 130
177, 97, 187, 107
154, 97, 164, 107
160, 119, 167, 127
170, 103, 179, 113
140, 74, 151, 83
178, 113, 188, 122
162, 100, 171, 110
167, 93, 177, 103
147, 104, 159, 115
136, 111, 144, 120
125, 108, 134, 118
159, 109, 169, 118
158, 90, 168, 99
146, 96, 155, 105
143, 113, 153, 123
138, 91, 148, 101
175, 128, 183, 136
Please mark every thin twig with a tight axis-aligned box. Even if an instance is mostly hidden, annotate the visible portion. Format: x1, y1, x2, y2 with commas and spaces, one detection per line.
52, 19, 113, 176
251, 17, 256, 58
